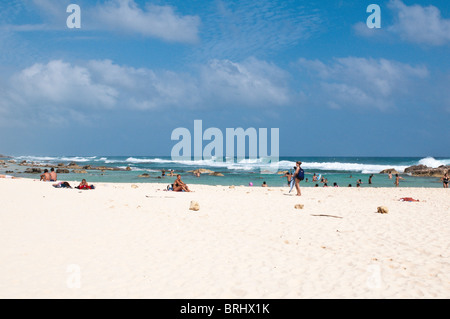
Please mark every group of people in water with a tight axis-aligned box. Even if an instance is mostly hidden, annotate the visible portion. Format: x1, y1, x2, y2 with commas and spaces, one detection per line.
3, 162, 449, 190
277, 163, 450, 194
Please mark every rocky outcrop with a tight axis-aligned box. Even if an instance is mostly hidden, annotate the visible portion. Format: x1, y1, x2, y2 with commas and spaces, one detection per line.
72, 170, 88, 174
24, 168, 42, 174
209, 172, 224, 176
404, 165, 449, 177
56, 168, 70, 174
188, 168, 215, 174
17, 161, 126, 173
138, 173, 150, 178
379, 168, 399, 174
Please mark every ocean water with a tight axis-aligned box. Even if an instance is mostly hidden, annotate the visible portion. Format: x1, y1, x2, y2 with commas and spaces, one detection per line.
3, 155, 449, 188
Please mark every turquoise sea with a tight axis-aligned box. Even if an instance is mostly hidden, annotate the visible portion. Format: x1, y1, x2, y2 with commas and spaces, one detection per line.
2, 155, 449, 188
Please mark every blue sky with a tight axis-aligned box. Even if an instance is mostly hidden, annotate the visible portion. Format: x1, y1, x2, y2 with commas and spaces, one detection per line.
0, 0, 449, 157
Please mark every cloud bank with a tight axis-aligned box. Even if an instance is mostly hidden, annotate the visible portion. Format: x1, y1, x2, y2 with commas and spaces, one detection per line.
0, 58, 293, 126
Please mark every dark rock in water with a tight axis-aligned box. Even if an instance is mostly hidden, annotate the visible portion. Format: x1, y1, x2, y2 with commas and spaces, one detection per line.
5, 171, 14, 173
404, 165, 427, 173
138, 173, 150, 178
126, 166, 132, 171
404, 164, 449, 177
83, 165, 92, 170
72, 170, 87, 174
56, 168, 70, 174
25, 168, 42, 174
57, 163, 66, 167
67, 162, 82, 169
209, 172, 224, 176
379, 168, 399, 174
95, 166, 124, 171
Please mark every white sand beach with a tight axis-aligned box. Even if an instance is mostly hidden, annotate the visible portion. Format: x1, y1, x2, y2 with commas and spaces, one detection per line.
0, 178, 449, 298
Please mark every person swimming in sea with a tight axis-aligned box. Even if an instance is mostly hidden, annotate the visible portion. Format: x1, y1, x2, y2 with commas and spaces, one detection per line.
394, 174, 404, 187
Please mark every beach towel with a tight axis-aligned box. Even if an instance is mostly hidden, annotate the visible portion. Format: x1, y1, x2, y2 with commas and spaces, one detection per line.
399, 197, 419, 202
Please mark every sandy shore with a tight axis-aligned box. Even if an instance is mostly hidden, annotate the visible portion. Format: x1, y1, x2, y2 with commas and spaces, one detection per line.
0, 178, 449, 298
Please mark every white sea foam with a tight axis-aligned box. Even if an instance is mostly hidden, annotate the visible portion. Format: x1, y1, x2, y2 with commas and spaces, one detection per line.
15, 155, 97, 163
418, 157, 450, 168
13, 155, 449, 174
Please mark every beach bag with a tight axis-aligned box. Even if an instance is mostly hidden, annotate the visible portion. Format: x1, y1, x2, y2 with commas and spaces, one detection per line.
298, 168, 305, 181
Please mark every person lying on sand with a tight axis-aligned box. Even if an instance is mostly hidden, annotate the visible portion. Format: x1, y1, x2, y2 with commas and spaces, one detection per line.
53, 181, 72, 188
76, 179, 95, 190
0, 174, 18, 179
173, 174, 191, 192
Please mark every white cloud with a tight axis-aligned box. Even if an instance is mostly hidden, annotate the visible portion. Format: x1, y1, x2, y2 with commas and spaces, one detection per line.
201, 58, 292, 107
94, 0, 201, 43
353, 1, 450, 46
0, 57, 293, 125
388, 0, 450, 45
1, 0, 200, 44
297, 57, 429, 110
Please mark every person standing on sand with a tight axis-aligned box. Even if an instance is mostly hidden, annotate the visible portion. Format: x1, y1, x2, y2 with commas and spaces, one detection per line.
394, 174, 404, 187
441, 172, 449, 188
293, 161, 304, 196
